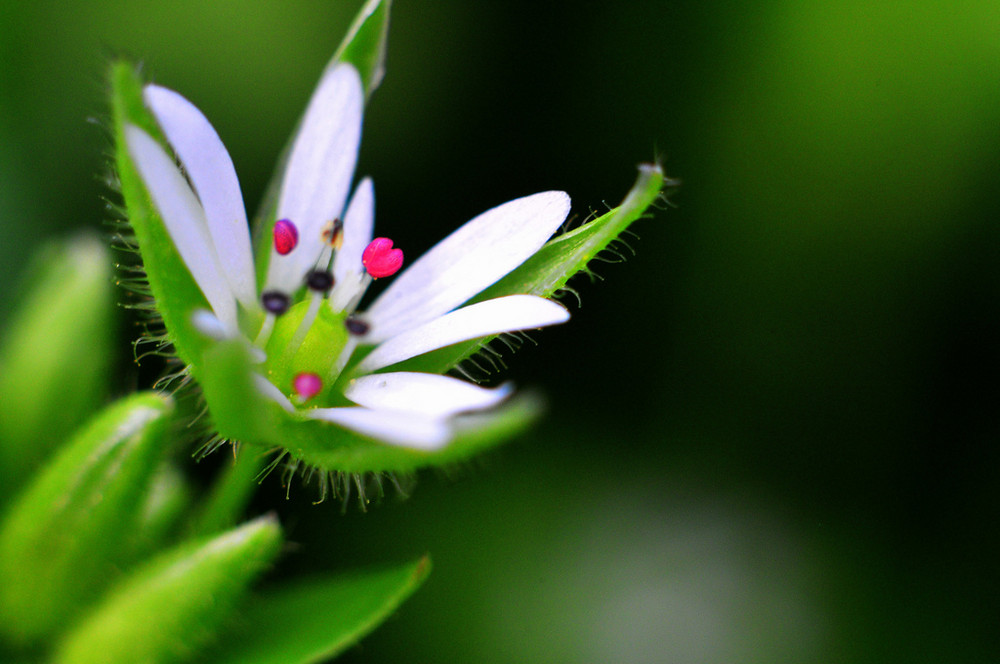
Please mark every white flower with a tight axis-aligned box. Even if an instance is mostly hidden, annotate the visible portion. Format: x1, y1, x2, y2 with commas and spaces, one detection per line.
124, 63, 571, 450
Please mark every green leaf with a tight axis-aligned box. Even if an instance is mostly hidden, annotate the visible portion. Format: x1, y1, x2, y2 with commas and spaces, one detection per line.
0, 235, 115, 497
395, 163, 668, 376
52, 515, 283, 664
0, 393, 173, 645
194, 556, 430, 664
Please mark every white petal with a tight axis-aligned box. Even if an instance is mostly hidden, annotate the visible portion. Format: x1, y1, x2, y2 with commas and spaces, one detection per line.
252, 374, 296, 413
191, 309, 233, 340
330, 177, 374, 311
306, 407, 451, 450
125, 125, 237, 329
364, 191, 571, 342
358, 294, 569, 373
267, 64, 364, 293
345, 372, 513, 418
143, 85, 256, 309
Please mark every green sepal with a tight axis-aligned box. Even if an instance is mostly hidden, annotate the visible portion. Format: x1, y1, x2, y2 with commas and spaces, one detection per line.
0, 235, 115, 496
331, 0, 391, 100
197, 338, 543, 474
0, 393, 173, 645
291, 391, 544, 474
394, 163, 668, 376
109, 60, 221, 370
251, 0, 391, 282
194, 556, 430, 664
52, 515, 283, 664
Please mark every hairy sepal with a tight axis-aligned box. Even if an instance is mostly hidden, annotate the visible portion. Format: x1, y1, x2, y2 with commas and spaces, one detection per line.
198, 338, 542, 474
110, 61, 224, 369
252, 0, 391, 285
394, 163, 669, 376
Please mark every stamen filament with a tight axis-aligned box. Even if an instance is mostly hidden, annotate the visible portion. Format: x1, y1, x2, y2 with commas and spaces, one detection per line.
328, 335, 359, 385
345, 273, 373, 313
254, 313, 277, 347
288, 292, 324, 354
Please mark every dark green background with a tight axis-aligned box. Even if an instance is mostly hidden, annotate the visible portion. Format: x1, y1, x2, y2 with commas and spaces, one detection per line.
2, 1, 998, 661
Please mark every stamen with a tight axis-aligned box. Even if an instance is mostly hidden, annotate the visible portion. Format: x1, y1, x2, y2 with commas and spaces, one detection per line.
288, 291, 323, 352
306, 269, 335, 293
343, 273, 372, 314
261, 291, 291, 316
273, 219, 299, 255
345, 315, 370, 337
321, 218, 344, 249
362, 238, 403, 278
328, 336, 359, 385
293, 372, 323, 401
253, 313, 276, 347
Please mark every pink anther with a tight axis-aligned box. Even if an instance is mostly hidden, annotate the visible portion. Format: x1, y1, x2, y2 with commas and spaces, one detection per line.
273, 219, 299, 255
362, 238, 404, 278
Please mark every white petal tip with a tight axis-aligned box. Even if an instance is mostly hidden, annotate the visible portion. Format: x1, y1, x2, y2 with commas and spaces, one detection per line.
360, 295, 571, 373
306, 407, 452, 450
191, 309, 232, 340
252, 374, 296, 413
345, 372, 515, 419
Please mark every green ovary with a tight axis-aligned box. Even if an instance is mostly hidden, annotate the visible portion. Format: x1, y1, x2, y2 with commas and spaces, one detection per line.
262, 299, 350, 403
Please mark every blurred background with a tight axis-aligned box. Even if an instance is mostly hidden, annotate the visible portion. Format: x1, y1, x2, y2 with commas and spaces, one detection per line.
2, 1, 998, 661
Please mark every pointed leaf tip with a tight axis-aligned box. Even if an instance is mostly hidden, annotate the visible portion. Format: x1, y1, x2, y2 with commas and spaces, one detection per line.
193, 554, 430, 664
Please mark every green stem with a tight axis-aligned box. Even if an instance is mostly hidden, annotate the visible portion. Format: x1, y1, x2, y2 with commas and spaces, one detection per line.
189, 447, 270, 537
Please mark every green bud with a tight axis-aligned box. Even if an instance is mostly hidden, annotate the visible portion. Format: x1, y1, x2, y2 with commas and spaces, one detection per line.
0, 393, 173, 644
53, 515, 282, 664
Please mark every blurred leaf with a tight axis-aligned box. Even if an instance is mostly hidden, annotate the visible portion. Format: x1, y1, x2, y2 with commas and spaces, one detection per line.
188, 448, 269, 539
53, 515, 283, 664
0, 235, 115, 496
396, 163, 668, 375
131, 462, 194, 555
0, 393, 173, 645
195, 556, 431, 664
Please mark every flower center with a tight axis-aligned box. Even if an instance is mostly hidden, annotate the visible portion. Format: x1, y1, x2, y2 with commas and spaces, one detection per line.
264, 299, 349, 402
255, 219, 407, 403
